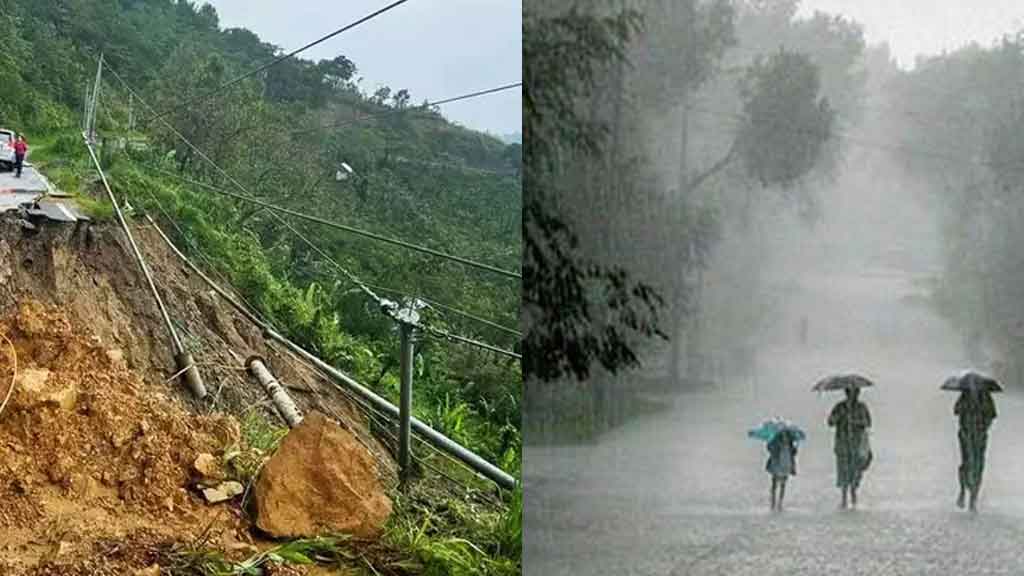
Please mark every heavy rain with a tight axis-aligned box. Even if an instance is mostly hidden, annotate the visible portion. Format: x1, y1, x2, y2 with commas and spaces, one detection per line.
523, 1, 1024, 573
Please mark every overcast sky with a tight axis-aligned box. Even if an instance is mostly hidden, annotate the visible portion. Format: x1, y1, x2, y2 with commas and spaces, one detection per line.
203, 0, 522, 137
799, 0, 1024, 68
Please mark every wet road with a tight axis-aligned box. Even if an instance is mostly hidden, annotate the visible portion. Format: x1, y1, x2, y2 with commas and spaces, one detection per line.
524, 266, 1024, 575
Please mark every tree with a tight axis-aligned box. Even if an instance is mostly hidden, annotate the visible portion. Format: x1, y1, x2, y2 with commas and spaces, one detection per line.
524, 7, 667, 383
391, 88, 411, 109
317, 55, 357, 91
635, 1, 835, 384
737, 50, 834, 187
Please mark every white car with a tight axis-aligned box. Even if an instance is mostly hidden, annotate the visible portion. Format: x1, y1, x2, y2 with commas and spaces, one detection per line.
0, 129, 15, 170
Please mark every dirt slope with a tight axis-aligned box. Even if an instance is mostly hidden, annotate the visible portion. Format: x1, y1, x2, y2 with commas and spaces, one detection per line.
0, 213, 398, 573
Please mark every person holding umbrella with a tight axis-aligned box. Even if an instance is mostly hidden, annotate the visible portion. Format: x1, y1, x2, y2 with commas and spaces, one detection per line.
816, 374, 873, 509
943, 370, 1000, 512
749, 418, 805, 511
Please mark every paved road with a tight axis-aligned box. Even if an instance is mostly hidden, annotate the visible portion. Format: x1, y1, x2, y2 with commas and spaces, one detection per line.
525, 265, 1024, 575
0, 164, 48, 214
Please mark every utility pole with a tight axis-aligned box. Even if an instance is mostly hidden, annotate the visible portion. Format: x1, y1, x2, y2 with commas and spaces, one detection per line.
128, 92, 135, 133
88, 53, 104, 144
395, 301, 422, 482
83, 82, 91, 134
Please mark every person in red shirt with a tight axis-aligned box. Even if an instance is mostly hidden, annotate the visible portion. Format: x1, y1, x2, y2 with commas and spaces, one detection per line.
12, 134, 27, 178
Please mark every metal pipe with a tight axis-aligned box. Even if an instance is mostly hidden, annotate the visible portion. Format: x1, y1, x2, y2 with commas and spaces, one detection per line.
399, 322, 414, 475
147, 216, 516, 489
247, 356, 303, 428
83, 137, 206, 399
269, 329, 517, 490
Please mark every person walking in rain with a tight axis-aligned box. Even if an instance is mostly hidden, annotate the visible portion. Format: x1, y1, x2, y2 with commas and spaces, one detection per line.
828, 387, 872, 509
955, 387, 997, 512
766, 427, 799, 511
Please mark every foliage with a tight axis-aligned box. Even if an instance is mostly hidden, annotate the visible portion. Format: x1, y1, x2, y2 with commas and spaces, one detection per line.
523, 6, 669, 383
1, 1, 520, 570
738, 49, 835, 187
887, 32, 1024, 375
385, 486, 521, 576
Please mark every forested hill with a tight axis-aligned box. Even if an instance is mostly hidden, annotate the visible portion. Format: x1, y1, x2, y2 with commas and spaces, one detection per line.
0, 0, 522, 476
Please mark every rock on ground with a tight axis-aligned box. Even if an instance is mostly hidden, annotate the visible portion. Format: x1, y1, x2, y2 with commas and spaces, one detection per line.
254, 411, 392, 538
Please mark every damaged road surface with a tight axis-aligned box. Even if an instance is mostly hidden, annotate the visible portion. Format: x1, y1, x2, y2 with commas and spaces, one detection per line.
0, 164, 49, 198
0, 165, 90, 224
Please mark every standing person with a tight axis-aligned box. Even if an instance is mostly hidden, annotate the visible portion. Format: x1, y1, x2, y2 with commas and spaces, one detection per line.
12, 134, 27, 178
827, 387, 872, 509
955, 388, 997, 512
766, 427, 799, 511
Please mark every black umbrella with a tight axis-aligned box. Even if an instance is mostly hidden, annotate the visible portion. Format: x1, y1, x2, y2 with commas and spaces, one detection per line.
941, 370, 1003, 393
812, 373, 875, 392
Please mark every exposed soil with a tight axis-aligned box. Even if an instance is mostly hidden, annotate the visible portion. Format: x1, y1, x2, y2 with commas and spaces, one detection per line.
0, 211, 400, 573
0, 216, 395, 474
0, 301, 250, 573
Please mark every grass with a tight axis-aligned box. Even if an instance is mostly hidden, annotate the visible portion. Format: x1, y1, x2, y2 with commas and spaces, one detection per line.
383, 481, 522, 576
224, 409, 288, 487
75, 193, 116, 220
168, 536, 363, 575
24, 128, 524, 575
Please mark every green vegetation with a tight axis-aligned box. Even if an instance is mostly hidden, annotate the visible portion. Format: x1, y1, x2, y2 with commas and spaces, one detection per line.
2, 0, 520, 572
524, 1, 859, 443
3, 0, 519, 466
879, 34, 1024, 384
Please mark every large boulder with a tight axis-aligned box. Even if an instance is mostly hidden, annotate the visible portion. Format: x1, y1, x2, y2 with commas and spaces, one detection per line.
253, 412, 392, 538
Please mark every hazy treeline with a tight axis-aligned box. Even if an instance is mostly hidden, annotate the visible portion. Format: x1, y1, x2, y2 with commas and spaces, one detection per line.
524, 0, 870, 442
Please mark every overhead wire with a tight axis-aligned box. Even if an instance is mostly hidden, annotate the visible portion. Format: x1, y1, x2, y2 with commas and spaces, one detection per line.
105, 62, 521, 360
145, 169, 520, 337
685, 102, 1011, 173
144, 204, 506, 490
146, 166, 520, 280
290, 82, 522, 136
144, 0, 414, 124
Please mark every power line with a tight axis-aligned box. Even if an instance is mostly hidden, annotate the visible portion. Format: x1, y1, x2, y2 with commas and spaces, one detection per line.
290, 82, 522, 136
148, 166, 521, 279
144, 0, 413, 124
144, 161, 520, 334
686, 103, 1005, 174
104, 62, 522, 360
363, 284, 521, 337
392, 155, 518, 177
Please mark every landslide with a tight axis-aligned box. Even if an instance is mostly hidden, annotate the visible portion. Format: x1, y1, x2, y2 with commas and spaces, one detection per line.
0, 214, 398, 574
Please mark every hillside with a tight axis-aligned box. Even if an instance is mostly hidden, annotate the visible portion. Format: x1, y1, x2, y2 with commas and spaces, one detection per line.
1, 0, 520, 479
0, 0, 521, 574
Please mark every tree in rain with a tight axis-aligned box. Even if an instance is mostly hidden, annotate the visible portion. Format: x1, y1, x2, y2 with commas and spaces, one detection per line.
634, 0, 836, 384
523, 6, 667, 385
525, 0, 837, 388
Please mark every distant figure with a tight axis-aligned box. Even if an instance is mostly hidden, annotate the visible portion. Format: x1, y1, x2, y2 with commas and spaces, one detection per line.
799, 316, 808, 346
827, 387, 872, 509
766, 429, 799, 511
12, 134, 27, 178
955, 388, 997, 512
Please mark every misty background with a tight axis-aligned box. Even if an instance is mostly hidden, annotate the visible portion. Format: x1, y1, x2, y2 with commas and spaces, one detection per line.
524, 0, 1024, 573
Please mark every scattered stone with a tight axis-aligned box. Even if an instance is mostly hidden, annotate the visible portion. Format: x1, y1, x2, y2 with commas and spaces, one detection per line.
13, 368, 78, 411
202, 481, 244, 504
106, 348, 126, 369
135, 565, 161, 576
254, 412, 392, 538
14, 368, 50, 393
193, 452, 224, 485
